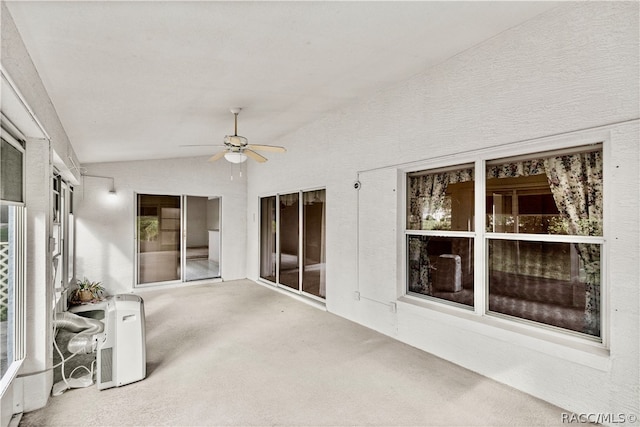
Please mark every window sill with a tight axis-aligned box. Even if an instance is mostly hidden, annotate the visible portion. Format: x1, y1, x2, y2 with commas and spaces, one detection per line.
0, 359, 24, 399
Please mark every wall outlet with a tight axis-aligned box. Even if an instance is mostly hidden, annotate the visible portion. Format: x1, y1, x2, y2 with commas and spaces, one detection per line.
354, 291, 360, 301
389, 302, 397, 313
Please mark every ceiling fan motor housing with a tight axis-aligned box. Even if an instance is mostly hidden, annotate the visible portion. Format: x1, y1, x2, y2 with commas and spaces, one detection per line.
224, 135, 248, 147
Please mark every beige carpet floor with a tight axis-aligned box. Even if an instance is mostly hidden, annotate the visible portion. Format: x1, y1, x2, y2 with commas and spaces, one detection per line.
20, 279, 568, 426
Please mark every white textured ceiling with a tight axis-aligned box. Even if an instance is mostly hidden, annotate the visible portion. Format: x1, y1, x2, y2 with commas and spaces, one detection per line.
5, 1, 558, 164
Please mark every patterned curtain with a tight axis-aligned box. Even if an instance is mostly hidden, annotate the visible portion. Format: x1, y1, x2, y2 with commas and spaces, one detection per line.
408, 236, 432, 294
544, 151, 603, 336
486, 159, 546, 179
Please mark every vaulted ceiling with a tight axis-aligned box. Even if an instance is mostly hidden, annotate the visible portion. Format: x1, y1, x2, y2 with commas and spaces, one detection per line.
5, 1, 559, 164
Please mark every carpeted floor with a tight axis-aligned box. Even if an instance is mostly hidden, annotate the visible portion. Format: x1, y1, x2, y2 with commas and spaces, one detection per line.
20, 279, 568, 426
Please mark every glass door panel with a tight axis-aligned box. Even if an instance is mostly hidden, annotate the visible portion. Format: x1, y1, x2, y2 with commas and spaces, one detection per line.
279, 193, 299, 290
184, 196, 220, 281
302, 190, 326, 298
260, 196, 277, 282
137, 194, 181, 284
52, 175, 63, 300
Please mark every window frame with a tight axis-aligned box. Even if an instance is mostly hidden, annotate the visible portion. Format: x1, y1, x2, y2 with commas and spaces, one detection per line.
52, 172, 75, 311
0, 131, 25, 204
405, 162, 476, 310
401, 131, 609, 349
0, 129, 27, 397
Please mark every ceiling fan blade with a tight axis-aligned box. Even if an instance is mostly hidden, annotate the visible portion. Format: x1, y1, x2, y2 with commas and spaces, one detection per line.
207, 150, 228, 162
246, 144, 286, 153
180, 144, 227, 148
244, 149, 268, 163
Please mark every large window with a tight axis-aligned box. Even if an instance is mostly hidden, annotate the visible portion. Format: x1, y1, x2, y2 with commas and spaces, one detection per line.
1, 134, 26, 390
406, 165, 475, 308
406, 144, 604, 340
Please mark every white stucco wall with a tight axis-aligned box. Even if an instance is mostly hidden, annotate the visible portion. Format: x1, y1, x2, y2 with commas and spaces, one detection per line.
246, 2, 639, 420
75, 157, 246, 295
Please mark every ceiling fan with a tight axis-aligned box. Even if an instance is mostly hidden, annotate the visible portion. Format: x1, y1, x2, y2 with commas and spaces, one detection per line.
183, 108, 286, 164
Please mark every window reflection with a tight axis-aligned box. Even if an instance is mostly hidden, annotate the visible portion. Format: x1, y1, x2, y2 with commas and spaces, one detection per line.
260, 196, 277, 282
407, 235, 474, 308
137, 194, 181, 284
488, 240, 600, 336
302, 190, 326, 298
279, 193, 299, 290
407, 167, 474, 232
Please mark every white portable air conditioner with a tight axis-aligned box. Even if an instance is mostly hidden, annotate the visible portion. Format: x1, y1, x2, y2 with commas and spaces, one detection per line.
96, 294, 146, 390
433, 254, 462, 292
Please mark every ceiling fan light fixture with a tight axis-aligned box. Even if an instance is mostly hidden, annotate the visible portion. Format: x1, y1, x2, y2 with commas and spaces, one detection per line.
224, 152, 248, 163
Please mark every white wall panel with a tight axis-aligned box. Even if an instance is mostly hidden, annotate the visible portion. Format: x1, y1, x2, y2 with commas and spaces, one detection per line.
357, 168, 398, 305
22, 139, 53, 412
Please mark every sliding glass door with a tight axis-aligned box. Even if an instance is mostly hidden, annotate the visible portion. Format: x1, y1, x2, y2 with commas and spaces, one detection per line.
302, 190, 326, 298
184, 196, 220, 281
1, 133, 27, 384
136, 194, 221, 286
137, 194, 181, 284
259, 196, 277, 282
260, 189, 325, 300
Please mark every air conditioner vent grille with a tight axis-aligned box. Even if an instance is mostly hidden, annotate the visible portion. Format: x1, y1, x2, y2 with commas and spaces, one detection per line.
101, 347, 113, 383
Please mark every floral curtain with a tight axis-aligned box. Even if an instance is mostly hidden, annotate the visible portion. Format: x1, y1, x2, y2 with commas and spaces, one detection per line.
486, 158, 546, 179
408, 236, 432, 294
544, 151, 603, 336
